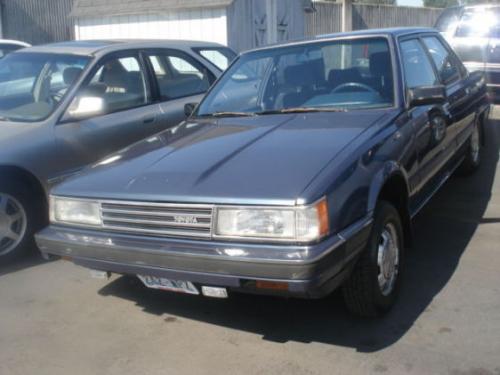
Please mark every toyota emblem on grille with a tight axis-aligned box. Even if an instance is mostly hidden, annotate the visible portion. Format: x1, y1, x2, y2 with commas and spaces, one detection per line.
173, 216, 198, 224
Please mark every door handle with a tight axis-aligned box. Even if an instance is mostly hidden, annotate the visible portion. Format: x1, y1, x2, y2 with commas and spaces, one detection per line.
143, 116, 156, 124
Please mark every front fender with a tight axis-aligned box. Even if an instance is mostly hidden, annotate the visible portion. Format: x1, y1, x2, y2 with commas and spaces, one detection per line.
367, 161, 410, 214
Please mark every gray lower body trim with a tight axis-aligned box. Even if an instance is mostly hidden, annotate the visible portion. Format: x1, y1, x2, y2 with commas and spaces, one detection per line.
35, 216, 372, 298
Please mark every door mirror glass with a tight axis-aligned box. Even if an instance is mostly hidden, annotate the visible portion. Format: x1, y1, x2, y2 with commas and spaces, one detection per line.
66, 96, 105, 120
408, 85, 446, 107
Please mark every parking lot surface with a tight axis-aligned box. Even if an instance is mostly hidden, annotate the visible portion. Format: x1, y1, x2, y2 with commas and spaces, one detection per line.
1, 109, 500, 375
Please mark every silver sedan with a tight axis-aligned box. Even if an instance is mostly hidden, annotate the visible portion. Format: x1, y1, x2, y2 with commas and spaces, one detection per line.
0, 39, 235, 260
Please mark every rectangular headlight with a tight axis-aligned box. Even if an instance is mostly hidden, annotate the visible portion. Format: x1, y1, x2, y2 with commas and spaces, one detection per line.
50, 196, 102, 226
215, 199, 329, 242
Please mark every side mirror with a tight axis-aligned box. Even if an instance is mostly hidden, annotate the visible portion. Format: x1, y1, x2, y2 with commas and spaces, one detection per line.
184, 102, 198, 117
408, 85, 446, 107
66, 96, 105, 120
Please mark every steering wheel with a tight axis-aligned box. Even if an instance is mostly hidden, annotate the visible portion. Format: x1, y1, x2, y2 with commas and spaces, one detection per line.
331, 82, 376, 94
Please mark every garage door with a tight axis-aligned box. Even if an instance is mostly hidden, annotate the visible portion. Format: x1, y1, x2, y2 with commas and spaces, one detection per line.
75, 8, 227, 45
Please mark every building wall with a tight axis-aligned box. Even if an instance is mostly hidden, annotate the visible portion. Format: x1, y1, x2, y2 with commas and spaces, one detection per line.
305, 1, 443, 37
0, 0, 74, 45
227, 0, 305, 52
352, 4, 442, 30
305, 1, 342, 36
75, 8, 228, 45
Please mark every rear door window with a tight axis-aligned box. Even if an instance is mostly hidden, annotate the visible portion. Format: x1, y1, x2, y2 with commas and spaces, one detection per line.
400, 39, 438, 89
422, 36, 461, 84
146, 50, 213, 101
194, 47, 237, 71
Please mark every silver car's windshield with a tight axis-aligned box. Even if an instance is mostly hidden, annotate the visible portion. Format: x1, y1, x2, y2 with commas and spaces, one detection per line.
0, 52, 90, 122
196, 37, 394, 116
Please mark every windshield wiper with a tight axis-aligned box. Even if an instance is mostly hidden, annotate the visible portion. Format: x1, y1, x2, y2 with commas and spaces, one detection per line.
198, 111, 256, 118
257, 107, 348, 115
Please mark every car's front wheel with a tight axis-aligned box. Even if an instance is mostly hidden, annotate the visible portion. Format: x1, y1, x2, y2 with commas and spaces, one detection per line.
342, 201, 404, 317
0, 180, 37, 262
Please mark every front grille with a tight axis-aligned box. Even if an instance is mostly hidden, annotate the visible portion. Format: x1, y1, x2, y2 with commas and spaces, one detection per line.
100, 201, 214, 239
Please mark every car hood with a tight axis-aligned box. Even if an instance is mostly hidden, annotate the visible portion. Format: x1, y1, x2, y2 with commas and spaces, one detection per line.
54, 111, 389, 205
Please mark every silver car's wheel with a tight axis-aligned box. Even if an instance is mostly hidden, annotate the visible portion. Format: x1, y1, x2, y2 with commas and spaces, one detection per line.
0, 193, 27, 256
377, 223, 400, 297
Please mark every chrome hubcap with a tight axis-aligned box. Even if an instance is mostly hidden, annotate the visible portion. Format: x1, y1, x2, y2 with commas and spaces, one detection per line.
0, 193, 27, 256
377, 222, 399, 296
470, 123, 480, 164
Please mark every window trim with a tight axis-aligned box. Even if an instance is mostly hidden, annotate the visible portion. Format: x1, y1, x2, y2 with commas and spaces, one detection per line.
141, 48, 216, 104
58, 49, 153, 124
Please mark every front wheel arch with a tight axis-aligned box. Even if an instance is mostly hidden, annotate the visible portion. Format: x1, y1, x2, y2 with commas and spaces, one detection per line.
368, 168, 412, 251
0, 166, 48, 221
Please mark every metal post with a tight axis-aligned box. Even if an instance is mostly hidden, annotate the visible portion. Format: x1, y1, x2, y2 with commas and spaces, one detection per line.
265, 0, 278, 45
342, 0, 352, 32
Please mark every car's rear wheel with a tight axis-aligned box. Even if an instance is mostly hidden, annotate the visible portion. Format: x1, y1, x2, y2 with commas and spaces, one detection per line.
342, 201, 404, 317
457, 116, 482, 175
0, 180, 38, 262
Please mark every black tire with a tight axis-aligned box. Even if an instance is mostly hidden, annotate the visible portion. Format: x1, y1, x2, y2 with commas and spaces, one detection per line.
342, 201, 404, 317
0, 179, 41, 262
457, 116, 482, 175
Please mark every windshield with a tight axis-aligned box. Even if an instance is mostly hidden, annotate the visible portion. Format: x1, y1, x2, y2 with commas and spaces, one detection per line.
194, 47, 237, 71
455, 7, 500, 38
435, 7, 462, 34
196, 37, 394, 117
0, 52, 90, 122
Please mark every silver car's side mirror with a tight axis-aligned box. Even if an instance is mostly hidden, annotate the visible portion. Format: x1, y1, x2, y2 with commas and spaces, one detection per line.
65, 96, 105, 120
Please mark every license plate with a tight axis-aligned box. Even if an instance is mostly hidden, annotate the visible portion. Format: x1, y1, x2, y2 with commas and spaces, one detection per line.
137, 275, 199, 295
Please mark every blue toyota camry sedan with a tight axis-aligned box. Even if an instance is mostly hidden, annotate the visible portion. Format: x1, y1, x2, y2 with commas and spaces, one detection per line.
36, 28, 489, 316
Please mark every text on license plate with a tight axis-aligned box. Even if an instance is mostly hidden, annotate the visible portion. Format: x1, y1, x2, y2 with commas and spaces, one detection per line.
137, 275, 199, 295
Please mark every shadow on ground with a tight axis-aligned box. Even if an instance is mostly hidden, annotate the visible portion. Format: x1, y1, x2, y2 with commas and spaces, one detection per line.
0, 249, 47, 277
93, 116, 498, 352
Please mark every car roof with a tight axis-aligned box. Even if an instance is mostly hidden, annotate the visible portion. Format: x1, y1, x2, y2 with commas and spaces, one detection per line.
0, 39, 30, 47
246, 27, 437, 53
17, 39, 228, 56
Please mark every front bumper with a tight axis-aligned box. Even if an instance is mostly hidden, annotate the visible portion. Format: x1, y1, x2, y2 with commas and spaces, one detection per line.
35, 217, 372, 298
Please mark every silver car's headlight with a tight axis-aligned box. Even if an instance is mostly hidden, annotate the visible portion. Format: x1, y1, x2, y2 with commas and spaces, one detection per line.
50, 196, 101, 226
215, 199, 329, 242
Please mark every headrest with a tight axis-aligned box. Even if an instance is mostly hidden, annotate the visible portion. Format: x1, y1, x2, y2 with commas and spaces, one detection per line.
284, 63, 315, 86
63, 67, 83, 85
102, 61, 127, 87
